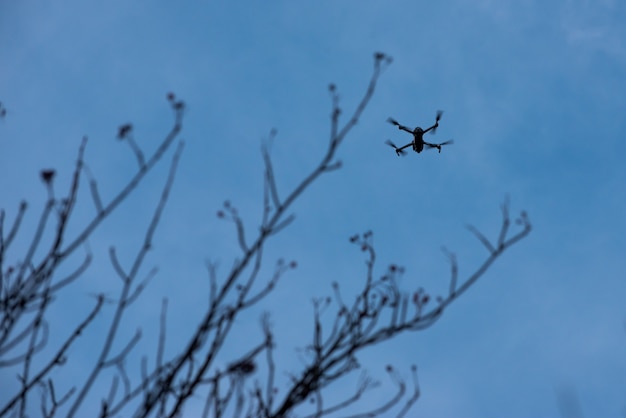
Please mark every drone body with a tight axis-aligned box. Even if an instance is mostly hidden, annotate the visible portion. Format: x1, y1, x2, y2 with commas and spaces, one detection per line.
409, 127, 427, 153
385, 111, 453, 156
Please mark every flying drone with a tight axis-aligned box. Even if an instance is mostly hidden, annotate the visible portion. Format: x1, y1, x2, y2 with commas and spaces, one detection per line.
385, 110, 453, 156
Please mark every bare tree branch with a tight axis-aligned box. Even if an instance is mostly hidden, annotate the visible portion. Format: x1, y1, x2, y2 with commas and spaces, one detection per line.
67, 140, 185, 417
0, 295, 104, 416
1, 57, 531, 418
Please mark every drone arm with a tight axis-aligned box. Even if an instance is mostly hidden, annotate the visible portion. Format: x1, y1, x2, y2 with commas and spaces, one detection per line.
398, 142, 413, 151
423, 122, 438, 133
387, 117, 414, 134
423, 141, 442, 153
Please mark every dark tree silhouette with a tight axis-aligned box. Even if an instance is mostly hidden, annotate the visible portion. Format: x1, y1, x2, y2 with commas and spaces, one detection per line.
0, 54, 531, 417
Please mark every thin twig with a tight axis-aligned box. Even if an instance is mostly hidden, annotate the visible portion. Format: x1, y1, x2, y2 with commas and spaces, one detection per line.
0, 295, 104, 417
67, 141, 185, 417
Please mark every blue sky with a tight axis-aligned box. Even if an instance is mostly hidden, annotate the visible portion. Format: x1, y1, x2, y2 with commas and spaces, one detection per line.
1, 0, 626, 416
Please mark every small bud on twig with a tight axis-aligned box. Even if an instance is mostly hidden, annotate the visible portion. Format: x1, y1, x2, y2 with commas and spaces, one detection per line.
40, 169, 56, 184
117, 123, 133, 140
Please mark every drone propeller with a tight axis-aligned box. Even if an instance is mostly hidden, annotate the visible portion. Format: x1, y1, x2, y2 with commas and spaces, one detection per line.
431, 110, 444, 135
387, 117, 400, 127
385, 139, 406, 156
425, 139, 454, 153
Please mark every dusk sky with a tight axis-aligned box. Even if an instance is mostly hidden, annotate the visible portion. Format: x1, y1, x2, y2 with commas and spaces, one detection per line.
1, 0, 626, 416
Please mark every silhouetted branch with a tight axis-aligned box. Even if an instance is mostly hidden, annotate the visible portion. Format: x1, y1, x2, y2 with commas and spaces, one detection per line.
498, 196, 511, 248
2, 95, 187, 418
345, 366, 406, 418
18, 291, 51, 415
109, 247, 128, 281
67, 140, 185, 417
262, 313, 276, 414
241, 259, 296, 309
262, 129, 281, 211
2, 201, 28, 252
125, 134, 147, 169
83, 164, 104, 214
157, 298, 168, 372
45, 246, 92, 294
450, 205, 531, 305
12, 199, 55, 293
466, 224, 496, 254
269, 199, 530, 417
301, 371, 377, 418
1, 100, 184, 393
268, 214, 295, 236
39, 379, 75, 418
1, 55, 531, 418
133, 53, 392, 418
206, 260, 219, 306
441, 246, 458, 297
59, 101, 184, 260
396, 366, 420, 418
126, 267, 158, 305
0, 295, 104, 416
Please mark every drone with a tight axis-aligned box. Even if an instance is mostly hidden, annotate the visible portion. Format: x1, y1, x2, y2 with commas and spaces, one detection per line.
385, 110, 453, 156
